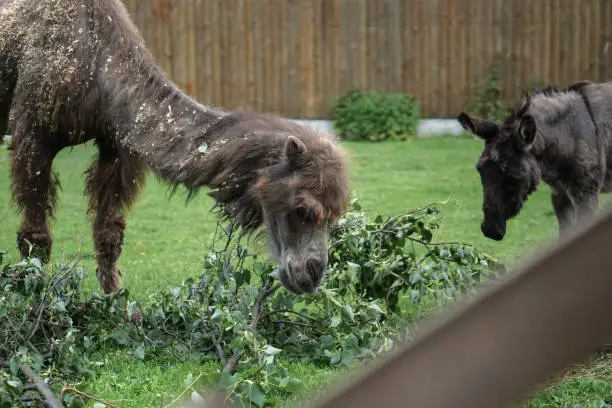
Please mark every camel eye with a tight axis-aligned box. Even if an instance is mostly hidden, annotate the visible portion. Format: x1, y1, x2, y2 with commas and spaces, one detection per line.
293, 207, 316, 224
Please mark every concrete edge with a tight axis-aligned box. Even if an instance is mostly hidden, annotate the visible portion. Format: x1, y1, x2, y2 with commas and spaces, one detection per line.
1, 119, 465, 145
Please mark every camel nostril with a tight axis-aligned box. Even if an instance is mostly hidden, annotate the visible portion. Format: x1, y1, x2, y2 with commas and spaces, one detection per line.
306, 258, 325, 283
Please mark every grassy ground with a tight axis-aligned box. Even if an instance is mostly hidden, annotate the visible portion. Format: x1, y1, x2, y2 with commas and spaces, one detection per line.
1, 136, 610, 406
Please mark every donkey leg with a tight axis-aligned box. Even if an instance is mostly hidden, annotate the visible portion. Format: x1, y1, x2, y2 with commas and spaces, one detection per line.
85, 140, 147, 294
550, 189, 576, 236
10, 138, 59, 262
574, 193, 599, 224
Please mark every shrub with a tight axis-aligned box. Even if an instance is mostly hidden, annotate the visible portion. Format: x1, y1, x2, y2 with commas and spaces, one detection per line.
467, 57, 508, 123
0, 197, 502, 407
331, 89, 421, 142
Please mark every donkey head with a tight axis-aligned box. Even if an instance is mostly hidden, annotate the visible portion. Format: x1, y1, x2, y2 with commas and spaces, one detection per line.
457, 110, 541, 241
249, 135, 349, 294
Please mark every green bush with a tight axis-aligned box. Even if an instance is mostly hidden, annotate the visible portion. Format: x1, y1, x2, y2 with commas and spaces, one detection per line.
331, 89, 421, 142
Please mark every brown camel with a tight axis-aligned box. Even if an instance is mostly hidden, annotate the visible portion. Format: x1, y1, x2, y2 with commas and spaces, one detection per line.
0, 0, 350, 295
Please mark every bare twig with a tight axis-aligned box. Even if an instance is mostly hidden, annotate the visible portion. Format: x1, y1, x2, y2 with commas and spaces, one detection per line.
161, 373, 203, 408
272, 320, 318, 328
221, 279, 280, 374
60, 385, 119, 407
263, 309, 322, 324
27, 253, 82, 342
19, 364, 63, 408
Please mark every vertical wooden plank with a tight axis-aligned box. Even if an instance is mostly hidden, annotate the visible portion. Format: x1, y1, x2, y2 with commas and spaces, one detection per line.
542, 0, 552, 85
356, 0, 367, 91
440, 0, 450, 117
592, 0, 601, 81
260, 0, 271, 113
560, 0, 571, 87
251, 0, 264, 112
284, 0, 298, 117
551, 0, 561, 86
478, 0, 488, 95
580, 0, 590, 80
233, 0, 248, 110
531, 0, 541, 86
298, 0, 315, 118
571, 0, 580, 83
374, 1, 387, 93
388, 0, 403, 92
601, 0, 612, 82
522, 0, 533, 86
276, 0, 288, 116
170, 0, 187, 90
244, 0, 255, 111
364, 0, 375, 92
487, 0, 497, 88
145, 3, 159, 69
454, 0, 468, 116
401, 0, 417, 99
211, 0, 222, 106
322, 0, 342, 109
501, 1, 512, 101
154, 0, 173, 80
429, 0, 440, 117
466, 0, 477, 107
194, 0, 211, 104
291, 0, 301, 116
515, 0, 524, 88
217, 0, 229, 107
312, 0, 324, 117
272, 0, 285, 115
420, 0, 431, 117
185, 0, 197, 97
341, 0, 359, 94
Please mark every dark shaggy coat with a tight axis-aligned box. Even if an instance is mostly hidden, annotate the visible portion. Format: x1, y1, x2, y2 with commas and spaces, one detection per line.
458, 81, 612, 240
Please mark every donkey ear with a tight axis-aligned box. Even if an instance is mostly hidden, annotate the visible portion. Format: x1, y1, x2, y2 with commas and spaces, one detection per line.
283, 135, 307, 165
518, 114, 537, 149
457, 112, 498, 140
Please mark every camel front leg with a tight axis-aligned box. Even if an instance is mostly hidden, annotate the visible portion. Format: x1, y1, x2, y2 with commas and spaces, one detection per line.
85, 140, 147, 294
10, 137, 59, 262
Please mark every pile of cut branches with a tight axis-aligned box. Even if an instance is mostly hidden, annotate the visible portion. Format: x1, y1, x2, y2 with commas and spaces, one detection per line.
0, 197, 503, 407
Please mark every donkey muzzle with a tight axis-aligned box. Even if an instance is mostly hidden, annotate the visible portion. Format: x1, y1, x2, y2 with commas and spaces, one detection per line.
481, 219, 506, 241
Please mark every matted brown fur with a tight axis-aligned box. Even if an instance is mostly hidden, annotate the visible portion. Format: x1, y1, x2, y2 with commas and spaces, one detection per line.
0, 0, 350, 294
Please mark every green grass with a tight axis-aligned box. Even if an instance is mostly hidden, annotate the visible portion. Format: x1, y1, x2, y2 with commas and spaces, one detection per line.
1, 136, 610, 406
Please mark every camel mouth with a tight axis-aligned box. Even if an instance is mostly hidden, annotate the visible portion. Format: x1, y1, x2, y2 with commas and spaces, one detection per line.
278, 267, 304, 295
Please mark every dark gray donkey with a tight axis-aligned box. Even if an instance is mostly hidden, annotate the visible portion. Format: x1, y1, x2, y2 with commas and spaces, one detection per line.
457, 81, 612, 241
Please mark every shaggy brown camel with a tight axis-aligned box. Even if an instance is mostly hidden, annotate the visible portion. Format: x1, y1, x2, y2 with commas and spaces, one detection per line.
0, 0, 350, 295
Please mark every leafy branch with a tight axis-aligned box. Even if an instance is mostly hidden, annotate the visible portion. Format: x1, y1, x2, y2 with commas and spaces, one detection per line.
0, 196, 503, 407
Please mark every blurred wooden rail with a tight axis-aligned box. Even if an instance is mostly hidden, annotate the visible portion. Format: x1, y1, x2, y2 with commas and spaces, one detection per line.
123, 0, 612, 119
195, 204, 612, 408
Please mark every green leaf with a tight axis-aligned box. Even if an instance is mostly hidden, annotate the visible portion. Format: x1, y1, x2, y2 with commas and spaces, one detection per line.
264, 345, 282, 356
243, 382, 266, 407
367, 303, 385, 315
133, 345, 145, 360
329, 314, 341, 328
341, 304, 355, 322
277, 377, 306, 394
6, 380, 21, 389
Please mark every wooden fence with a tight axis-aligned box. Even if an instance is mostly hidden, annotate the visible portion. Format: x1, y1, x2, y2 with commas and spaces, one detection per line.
122, 0, 612, 119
